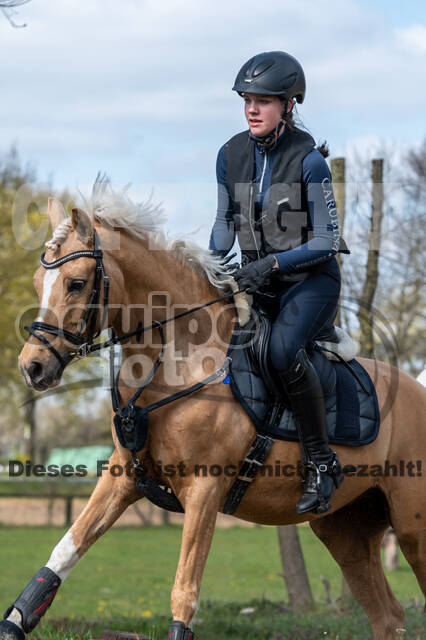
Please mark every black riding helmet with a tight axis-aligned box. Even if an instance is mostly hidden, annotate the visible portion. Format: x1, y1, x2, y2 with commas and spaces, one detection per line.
232, 51, 306, 103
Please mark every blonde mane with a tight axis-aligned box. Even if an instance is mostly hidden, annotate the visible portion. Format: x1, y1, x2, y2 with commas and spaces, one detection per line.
46, 175, 250, 323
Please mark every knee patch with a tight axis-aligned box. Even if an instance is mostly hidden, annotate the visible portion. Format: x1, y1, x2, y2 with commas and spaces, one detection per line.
269, 330, 304, 373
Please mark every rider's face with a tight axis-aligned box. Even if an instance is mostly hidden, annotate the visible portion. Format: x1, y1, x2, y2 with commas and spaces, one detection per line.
243, 93, 286, 137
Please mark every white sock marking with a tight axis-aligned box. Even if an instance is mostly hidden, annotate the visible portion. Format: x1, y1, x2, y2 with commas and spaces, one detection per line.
7, 532, 79, 631
7, 608, 23, 630
45, 530, 79, 580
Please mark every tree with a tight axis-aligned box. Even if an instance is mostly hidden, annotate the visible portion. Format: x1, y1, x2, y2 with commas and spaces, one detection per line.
357, 159, 385, 359
0, 0, 30, 28
0, 148, 110, 461
337, 143, 425, 376
277, 525, 313, 610
0, 147, 40, 458
373, 141, 426, 374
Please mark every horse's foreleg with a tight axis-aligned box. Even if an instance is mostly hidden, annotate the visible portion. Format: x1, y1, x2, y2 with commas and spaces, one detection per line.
168, 481, 220, 639
0, 451, 139, 639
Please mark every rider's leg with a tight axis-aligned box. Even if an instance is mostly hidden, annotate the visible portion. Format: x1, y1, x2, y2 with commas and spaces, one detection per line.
269, 270, 343, 514
278, 347, 344, 514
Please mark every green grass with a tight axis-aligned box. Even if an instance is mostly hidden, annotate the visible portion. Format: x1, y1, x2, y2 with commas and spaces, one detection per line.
0, 477, 96, 496
28, 602, 426, 640
0, 525, 424, 639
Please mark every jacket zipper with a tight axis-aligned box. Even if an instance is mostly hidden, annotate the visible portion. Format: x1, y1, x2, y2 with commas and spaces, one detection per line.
259, 151, 268, 194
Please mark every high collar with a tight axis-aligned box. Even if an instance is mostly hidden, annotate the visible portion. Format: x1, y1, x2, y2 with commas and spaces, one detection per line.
254, 123, 288, 154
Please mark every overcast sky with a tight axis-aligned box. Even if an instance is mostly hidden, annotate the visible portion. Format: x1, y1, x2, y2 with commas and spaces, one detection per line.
1, 0, 425, 243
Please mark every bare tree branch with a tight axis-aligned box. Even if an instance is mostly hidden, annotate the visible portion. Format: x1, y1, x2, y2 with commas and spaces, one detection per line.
0, 0, 31, 28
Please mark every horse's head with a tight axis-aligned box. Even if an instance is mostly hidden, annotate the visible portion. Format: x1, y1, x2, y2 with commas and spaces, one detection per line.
19, 196, 108, 390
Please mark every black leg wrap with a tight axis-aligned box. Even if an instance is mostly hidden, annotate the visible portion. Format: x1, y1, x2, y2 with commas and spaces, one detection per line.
3, 567, 61, 634
0, 620, 25, 640
168, 621, 194, 640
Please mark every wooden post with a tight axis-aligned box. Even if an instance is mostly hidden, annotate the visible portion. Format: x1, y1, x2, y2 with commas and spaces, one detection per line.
23, 389, 37, 462
330, 157, 346, 326
277, 525, 313, 610
331, 157, 357, 602
357, 159, 384, 358
330, 157, 346, 237
65, 496, 73, 528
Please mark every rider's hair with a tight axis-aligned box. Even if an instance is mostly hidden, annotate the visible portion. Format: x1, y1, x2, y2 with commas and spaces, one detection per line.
281, 99, 329, 158
281, 98, 297, 130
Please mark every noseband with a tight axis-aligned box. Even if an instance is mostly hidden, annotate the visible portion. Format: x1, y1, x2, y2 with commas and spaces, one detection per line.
24, 229, 110, 369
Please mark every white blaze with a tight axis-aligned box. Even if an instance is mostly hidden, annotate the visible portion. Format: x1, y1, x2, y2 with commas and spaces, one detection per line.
35, 268, 60, 322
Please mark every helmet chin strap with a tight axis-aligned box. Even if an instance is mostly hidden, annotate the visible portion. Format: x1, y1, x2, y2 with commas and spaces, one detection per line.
248, 98, 291, 150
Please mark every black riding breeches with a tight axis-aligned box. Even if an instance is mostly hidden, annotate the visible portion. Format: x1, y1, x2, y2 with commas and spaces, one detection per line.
268, 270, 341, 373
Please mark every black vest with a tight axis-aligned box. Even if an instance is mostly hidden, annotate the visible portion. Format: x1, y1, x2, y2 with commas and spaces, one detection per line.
224, 126, 348, 265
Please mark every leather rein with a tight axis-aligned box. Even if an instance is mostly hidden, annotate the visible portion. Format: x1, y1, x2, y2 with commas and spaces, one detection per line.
24, 230, 242, 513
25, 229, 239, 372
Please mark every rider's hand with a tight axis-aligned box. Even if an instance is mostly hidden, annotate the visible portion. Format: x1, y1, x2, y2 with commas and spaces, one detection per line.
233, 255, 278, 293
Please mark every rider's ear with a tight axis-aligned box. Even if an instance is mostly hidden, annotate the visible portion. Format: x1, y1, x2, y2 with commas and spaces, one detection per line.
47, 197, 67, 232
71, 207, 93, 244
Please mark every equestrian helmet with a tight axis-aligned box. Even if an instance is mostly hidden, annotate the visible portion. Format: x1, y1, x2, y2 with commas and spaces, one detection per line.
232, 51, 306, 103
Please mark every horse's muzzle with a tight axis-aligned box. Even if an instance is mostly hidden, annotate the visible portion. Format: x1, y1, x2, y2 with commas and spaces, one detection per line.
19, 357, 61, 391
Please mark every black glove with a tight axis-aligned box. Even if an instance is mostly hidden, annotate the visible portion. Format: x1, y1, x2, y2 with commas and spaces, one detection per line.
233, 255, 278, 293
210, 251, 240, 273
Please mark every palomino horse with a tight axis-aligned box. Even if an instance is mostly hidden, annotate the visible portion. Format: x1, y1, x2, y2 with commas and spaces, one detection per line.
2, 181, 426, 640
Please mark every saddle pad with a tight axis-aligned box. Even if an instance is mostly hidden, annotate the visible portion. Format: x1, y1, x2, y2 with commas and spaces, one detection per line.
226, 323, 380, 447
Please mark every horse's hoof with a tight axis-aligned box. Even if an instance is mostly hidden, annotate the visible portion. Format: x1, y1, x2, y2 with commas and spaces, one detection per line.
0, 620, 25, 640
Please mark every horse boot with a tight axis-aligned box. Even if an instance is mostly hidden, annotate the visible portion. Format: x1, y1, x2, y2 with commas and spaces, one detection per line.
168, 621, 194, 640
278, 347, 344, 515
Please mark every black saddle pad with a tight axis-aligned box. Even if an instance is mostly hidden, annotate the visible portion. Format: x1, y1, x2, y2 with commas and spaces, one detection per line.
225, 313, 380, 447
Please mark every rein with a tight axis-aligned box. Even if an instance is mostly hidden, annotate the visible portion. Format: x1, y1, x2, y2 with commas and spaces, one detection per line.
25, 231, 240, 511
25, 230, 240, 365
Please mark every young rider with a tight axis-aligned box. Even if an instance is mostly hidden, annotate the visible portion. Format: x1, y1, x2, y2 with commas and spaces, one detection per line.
209, 51, 349, 515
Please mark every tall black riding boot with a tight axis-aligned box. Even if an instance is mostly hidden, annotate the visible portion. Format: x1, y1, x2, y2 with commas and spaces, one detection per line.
279, 348, 344, 514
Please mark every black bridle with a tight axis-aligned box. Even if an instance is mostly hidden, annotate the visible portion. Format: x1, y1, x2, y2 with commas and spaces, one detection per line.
25, 232, 241, 370
24, 229, 110, 369
23, 229, 242, 514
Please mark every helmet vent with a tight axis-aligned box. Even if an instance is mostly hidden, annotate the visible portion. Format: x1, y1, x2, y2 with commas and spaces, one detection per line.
281, 72, 297, 89
252, 59, 275, 77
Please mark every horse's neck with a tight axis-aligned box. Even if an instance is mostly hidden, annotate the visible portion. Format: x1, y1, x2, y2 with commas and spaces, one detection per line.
109, 231, 234, 389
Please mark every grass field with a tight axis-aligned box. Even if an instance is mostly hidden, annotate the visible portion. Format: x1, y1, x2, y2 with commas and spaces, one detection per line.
0, 525, 424, 639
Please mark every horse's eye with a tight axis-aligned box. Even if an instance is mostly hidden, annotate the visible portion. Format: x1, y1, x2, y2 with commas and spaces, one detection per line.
68, 279, 86, 293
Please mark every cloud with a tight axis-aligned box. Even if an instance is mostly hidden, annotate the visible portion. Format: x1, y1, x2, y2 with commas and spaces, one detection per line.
395, 24, 426, 53
0, 0, 424, 191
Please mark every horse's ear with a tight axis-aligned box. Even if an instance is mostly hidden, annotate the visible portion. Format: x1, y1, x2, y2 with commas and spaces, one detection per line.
47, 197, 67, 232
71, 207, 93, 244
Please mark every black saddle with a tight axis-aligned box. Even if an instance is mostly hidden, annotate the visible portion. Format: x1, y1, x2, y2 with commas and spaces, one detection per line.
225, 307, 380, 447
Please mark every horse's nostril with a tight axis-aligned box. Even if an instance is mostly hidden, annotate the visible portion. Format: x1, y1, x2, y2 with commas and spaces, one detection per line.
27, 360, 44, 382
